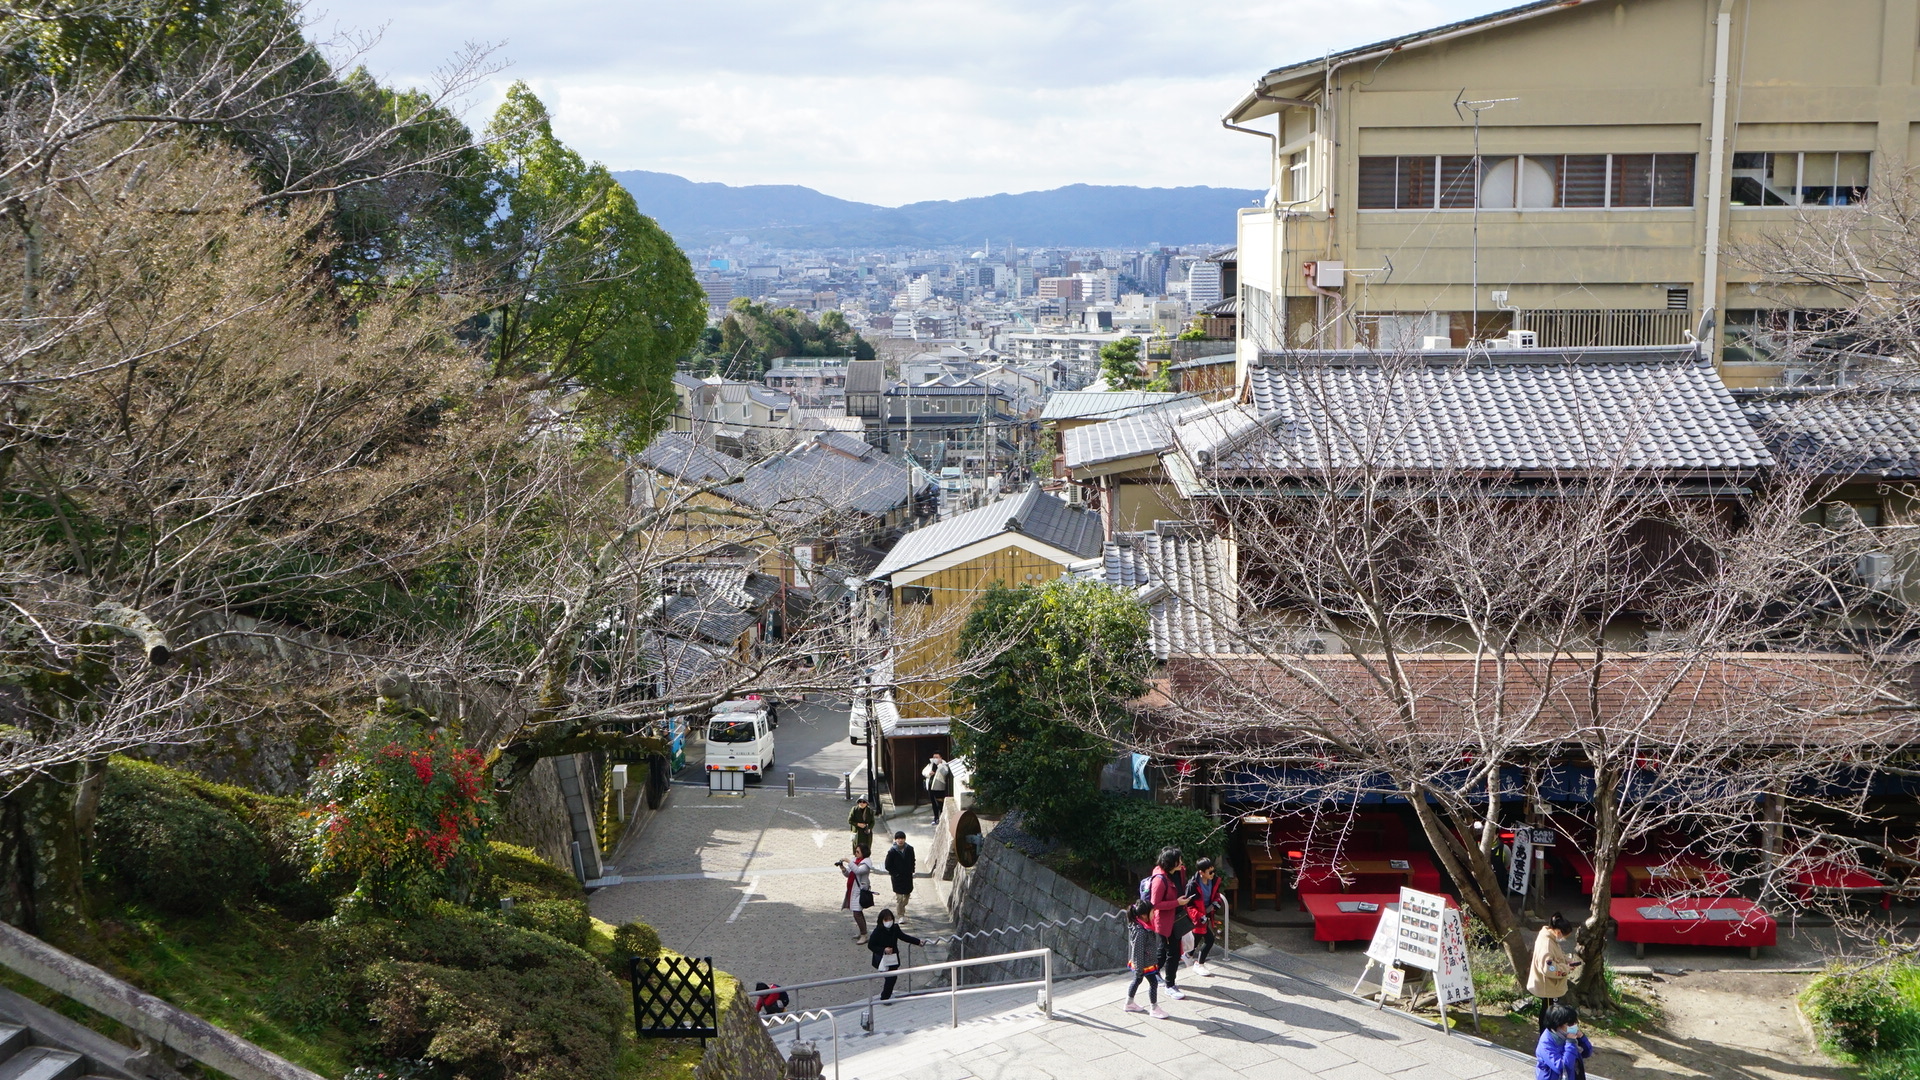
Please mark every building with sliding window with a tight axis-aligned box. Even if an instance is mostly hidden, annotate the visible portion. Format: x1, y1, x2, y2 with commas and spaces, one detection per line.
1220, 0, 1919, 384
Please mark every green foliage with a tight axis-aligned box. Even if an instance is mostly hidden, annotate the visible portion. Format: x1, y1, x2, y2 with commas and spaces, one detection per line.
93, 759, 266, 915
950, 580, 1153, 844
486, 842, 584, 903
1805, 964, 1920, 1058
1098, 336, 1146, 390
318, 903, 627, 1080
610, 921, 663, 972
300, 713, 496, 916
482, 82, 706, 450
1085, 796, 1224, 868
703, 299, 874, 379
1177, 321, 1209, 341
507, 899, 591, 949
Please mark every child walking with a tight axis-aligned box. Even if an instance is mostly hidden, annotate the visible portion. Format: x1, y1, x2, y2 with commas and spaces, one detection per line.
1124, 898, 1170, 1019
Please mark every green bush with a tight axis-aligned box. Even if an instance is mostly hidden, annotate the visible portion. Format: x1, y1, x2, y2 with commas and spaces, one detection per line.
318, 903, 626, 1080
486, 842, 583, 902
609, 921, 662, 974
1083, 795, 1225, 869
1805, 965, 1920, 1056
507, 899, 590, 949
93, 759, 266, 914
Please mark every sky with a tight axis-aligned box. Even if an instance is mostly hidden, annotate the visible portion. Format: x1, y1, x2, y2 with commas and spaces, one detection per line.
309, 0, 1503, 206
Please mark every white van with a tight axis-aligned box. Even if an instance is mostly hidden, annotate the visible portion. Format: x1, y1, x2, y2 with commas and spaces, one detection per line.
705, 705, 774, 782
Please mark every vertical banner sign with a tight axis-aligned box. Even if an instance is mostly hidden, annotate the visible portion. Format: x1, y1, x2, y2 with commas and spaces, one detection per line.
1395, 888, 1446, 971
1436, 908, 1476, 1005
1508, 831, 1534, 896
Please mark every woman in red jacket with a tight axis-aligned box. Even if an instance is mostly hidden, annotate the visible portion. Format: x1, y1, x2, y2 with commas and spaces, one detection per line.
1146, 847, 1187, 1001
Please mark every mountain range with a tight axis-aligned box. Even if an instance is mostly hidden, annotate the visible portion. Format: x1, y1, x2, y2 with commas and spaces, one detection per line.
612, 170, 1260, 250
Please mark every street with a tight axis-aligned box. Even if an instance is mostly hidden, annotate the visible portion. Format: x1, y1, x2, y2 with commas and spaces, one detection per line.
591, 698, 955, 1006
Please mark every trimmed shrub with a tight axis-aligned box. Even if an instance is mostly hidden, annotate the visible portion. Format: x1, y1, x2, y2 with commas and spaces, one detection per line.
1084, 794, 1226, 869
93, 759, 265, 914
486, 843, 583, 903
608, 921, 661, 974
319, 903, 626, 1080
507, 899, 590, 949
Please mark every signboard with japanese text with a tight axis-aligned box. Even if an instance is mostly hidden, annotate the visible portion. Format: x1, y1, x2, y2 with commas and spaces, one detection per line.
1508, 831, 1533, 896
1365, 906, 1402, 966
1395, 888, 1446, 971
1436, 908, 1476, 1005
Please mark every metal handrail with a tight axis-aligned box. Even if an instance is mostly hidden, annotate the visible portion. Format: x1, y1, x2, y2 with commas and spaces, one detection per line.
759, 947, 1055, 1031
761, 1009, 840, 1080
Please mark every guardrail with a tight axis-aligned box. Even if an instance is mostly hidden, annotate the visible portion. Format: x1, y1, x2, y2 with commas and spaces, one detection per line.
759, 947, 1054, 1032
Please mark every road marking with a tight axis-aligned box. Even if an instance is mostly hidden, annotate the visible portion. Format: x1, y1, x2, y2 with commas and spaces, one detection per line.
601, 867, 832, 884
726, 877, 760, 923
779, 807, 821, 827
812, 831, 828, 849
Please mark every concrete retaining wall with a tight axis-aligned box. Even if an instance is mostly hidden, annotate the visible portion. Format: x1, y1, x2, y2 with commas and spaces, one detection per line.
944, 838, 1126, 983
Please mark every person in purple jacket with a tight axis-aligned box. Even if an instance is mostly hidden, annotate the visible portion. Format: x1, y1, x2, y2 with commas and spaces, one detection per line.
1535, 1003, 1594, 1080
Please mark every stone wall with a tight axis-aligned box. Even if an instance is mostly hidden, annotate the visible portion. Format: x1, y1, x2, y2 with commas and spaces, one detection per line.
944, 837, 1126, 983
695, 983, 785, 1080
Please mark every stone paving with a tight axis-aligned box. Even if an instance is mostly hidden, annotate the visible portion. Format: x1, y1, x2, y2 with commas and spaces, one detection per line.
590, 700, 955, 1001
770, 941, 1533, 1080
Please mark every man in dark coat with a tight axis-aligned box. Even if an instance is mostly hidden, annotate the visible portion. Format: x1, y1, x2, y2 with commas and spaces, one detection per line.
848, 796, 875, 855
884, 830, 916, 917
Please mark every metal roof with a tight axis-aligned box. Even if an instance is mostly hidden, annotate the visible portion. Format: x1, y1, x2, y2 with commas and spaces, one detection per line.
871, 485, 1103, 580
1040, 390, 1195, 422
1193, 347, 1772, 476
1091, 523, 1238, 659
658, 591, 759, 646
1062, 404, 1193, 469
845, 359, 889, 394
733, 437, 922, 520
1740, 389, 1920, 479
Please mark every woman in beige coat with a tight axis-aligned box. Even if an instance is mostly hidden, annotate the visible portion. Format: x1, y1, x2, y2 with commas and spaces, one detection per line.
1527, 913, 1580, 1031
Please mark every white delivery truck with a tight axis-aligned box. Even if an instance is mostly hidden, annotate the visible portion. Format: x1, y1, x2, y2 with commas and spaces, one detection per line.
705, 698, 775, 782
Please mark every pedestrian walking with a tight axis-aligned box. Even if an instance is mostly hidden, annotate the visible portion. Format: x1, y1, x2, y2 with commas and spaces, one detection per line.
1182, 857, 1225, 976
1122, 898, 1168, 1019
836, 847, 875, 943
867, 909, 922, 1001
884, 830, 916, 918
920, 754, 952, 825
1145, 847, 1187, 1000
767, 698, 780, 730
1534, 1002, 1593, 1080
848, 795, 875, 855
1528, 912, 1581, 1032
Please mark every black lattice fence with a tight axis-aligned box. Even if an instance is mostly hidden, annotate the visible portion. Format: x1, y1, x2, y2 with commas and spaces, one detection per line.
629, 955, 718, 1043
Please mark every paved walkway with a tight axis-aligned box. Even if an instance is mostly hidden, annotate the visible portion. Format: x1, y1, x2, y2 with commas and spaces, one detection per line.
770, 942, 1532, 1080
590, 700, 955, 999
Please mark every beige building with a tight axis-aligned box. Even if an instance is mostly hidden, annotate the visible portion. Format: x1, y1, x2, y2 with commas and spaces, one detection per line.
1222, 0, 1919, 385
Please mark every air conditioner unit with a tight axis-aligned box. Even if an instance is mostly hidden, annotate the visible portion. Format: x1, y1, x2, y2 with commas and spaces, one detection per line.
1421, 336, 1453, 351
1857, 551, 1900, 589
1506, 330, 1538, 349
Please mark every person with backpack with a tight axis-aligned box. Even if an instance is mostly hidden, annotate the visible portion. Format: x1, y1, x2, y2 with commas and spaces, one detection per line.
1123, 897, 1169, 1019
836, 846, 875, 943
1142, 847, 1187, 1000
1182, 857, 1225, 977
867, 909, 923, 1001
752, 982, 789, 1015
884, 830, 916, 917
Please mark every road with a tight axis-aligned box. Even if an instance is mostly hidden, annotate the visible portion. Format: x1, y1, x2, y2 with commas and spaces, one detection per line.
590, 698, 955, 1007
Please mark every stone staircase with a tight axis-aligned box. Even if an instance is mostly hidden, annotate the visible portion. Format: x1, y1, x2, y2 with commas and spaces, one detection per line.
0, 1018, 125, 1080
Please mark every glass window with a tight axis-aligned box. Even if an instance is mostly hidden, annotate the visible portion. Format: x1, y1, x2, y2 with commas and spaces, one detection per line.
1356, 153, 1695, 209
1612, 154, 1655, 207
708, 720, 760, 743
1438, 156, 1478, 209
1558, 155, 1609, 207
1480, 156, 1558, 208
1357, 157, 1397, 209
1652, 154, 1695, 206
1731, 152, 1869, 206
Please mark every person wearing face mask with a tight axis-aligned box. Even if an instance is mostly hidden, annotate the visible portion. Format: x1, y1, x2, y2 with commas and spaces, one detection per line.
1528, 912, 1582, 1032
1534, 1002, 1593, 1080
866, 908, 923, 1001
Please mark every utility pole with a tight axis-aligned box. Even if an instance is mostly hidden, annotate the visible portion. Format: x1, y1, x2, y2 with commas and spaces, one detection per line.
1453, 90, 1517, 345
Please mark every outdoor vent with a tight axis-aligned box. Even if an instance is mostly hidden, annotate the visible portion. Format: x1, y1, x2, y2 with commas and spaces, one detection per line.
1666, 287, 1690, 310
1856, 551, 1899, 590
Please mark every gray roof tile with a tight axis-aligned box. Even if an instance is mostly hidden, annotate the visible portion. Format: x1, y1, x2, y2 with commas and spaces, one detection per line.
872, 486, 1103, 579
637, 433, 744, 484
1740, 389, 1920, 478
1209, 347, 1771, 475
1088, 523, 1237, 659
1041, 390, 1194, 421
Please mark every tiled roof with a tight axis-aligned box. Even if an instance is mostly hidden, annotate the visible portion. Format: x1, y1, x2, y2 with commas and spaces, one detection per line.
1198, 297, 1238, 317
1208, 247, 1237, 263
1062, 405, 1192, 469
747, 385, 792, 409
1740, 390, 1920, 478
642, 631, 725, 694
1207, 348, 1771, 475
733, 437, 921, 519
872, 486, 1103, 579
1041, 390, 1193, 422
1092, 523, 1237, 658
809, 430, 880, 460
845, 359, 889, 394
658, 591, 758, 646
636, 433, 744, 484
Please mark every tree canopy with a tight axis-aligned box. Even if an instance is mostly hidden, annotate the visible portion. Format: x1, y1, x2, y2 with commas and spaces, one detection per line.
1099, 335, 1165, 391
699, 299, 875, 379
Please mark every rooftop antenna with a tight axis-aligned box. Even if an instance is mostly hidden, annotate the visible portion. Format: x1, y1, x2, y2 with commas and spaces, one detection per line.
1453, 90, 1518, 346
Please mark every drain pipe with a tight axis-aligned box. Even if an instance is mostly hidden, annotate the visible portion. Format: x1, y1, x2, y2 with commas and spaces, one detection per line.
1700, 0, 1736, 357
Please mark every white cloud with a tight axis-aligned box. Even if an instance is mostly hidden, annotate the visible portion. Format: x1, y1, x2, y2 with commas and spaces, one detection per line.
312, 0, 1499, 204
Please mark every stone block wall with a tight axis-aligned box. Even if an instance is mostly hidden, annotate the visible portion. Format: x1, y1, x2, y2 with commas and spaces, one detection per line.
944, 838, 1126, 984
